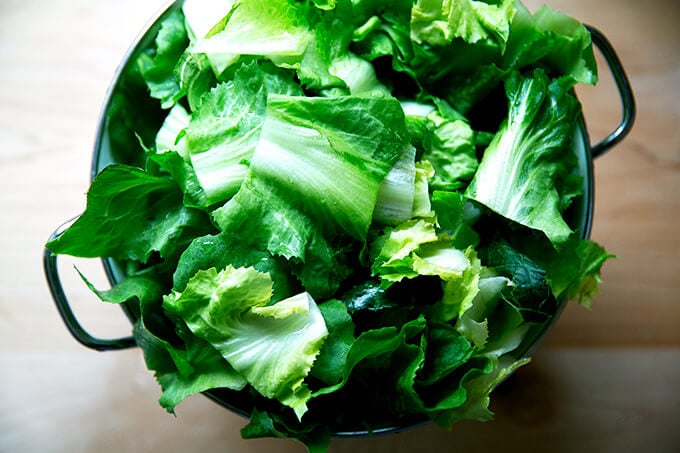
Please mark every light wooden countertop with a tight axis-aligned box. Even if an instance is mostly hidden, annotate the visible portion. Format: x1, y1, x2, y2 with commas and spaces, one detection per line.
1, 0, 678, 451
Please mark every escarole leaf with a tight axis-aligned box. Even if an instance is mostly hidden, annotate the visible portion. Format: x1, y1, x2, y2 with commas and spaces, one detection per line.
210, 94, 410, 298
297, 6, 390, 97
155, 103, 190, 157
328, 52, 391, 95
163, 266, 328, 419
502, 3, 598, 85
185, 62, 303, 204
512, 234, 615, 310
413, 161, 435, 217
311, 300, 355, 386
134, 320, 248, 412
250, 94, 409, 240
312, 315, 427, 397
241, 408, 331, 453
191, 0, 314, 75
373, 143, 418, 226
214, 93, 409, 241
430, 355, 530, 426
137, 9, 190, 109
182, 0, 237, 41
83, 260, 248, 414
484, 242, 557, 323
370, 217, 439, 282
466, 69, 580, 246
557, 239, 614, 308
414, 243, 481, 322
45, 165, 212, 263
419, 100, 479, 191
410, 0, 516, 49
431, 190, 480, 250
369, 218, 481, 322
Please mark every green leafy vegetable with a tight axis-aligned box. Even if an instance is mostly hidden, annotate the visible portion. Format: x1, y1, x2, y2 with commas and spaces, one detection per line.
137, 9, 190, 108
410, 0, 516, 49
163, 266, 328, 419
214, 93, 410, 241
184, 62, 302, 204
45, 1, 616, 451
190, 0, 314, 75
46, 165, 213, 263
466, 68, 580, 245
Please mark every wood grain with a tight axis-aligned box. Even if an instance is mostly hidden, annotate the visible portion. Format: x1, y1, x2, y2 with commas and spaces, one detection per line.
1, 1, 678, 452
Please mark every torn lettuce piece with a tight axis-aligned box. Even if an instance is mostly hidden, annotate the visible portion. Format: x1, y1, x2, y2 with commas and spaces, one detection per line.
241, 408, 331, 453
155, 103, 190, 157
215, 93, 408, 241
430, 355, 530, 427
328, 52, 391, 95
370, 217, 440, 283
182, 0, 239, 75
295, 4, 389, 96
484, 241, 557, 324
423, 108, 479, 191
191, 0, 314, 75
311, 300, 355, 386
134, 320, 248, 412
45, 165, 213, 263
413, 243, 481, 322
185, 62, 303, 204
466, 69, 580, 245
552, 239, 614, 309
137, 9, 190, 109
454, 274, 505, 349
453, 273, 529, 357
510, 233, 615, 309
147, 151, 211, 209
502, 3, 598, 85
401, 98, 479, 191
312, 315, 427, 398
412, 160, 434, 218
373, 143, 417, 226
173, 51, 219, 112
296, 8, 353, 94
163, 266, 328, 419
431, 190, 480, 250
182, 0, 237, 41
369, 218, 481, 323
76, 261, 248, 414
410, 0, 516, 49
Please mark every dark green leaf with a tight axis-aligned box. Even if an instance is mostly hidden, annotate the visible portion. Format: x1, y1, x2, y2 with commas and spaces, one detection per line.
46, 165, 213, 263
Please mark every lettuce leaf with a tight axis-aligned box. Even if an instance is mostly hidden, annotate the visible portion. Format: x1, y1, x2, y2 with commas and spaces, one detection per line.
45, 165, 213, 263
190, 0, 314, 75
466, 69, 580, 245
163, 266, 328, 419
410, 0, 516, 49
413, 99, 480, 191
137, 9, 190, 109
134, 320, 248, 412
185, 62, 303, 204
502, 3, 598, 85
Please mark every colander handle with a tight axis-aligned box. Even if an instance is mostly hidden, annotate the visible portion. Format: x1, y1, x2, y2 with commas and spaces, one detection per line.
587, 25, 636, 158
43, 219, 136, 351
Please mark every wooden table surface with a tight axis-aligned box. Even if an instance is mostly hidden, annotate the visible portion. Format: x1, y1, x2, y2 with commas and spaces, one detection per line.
1, 1, 678, 451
